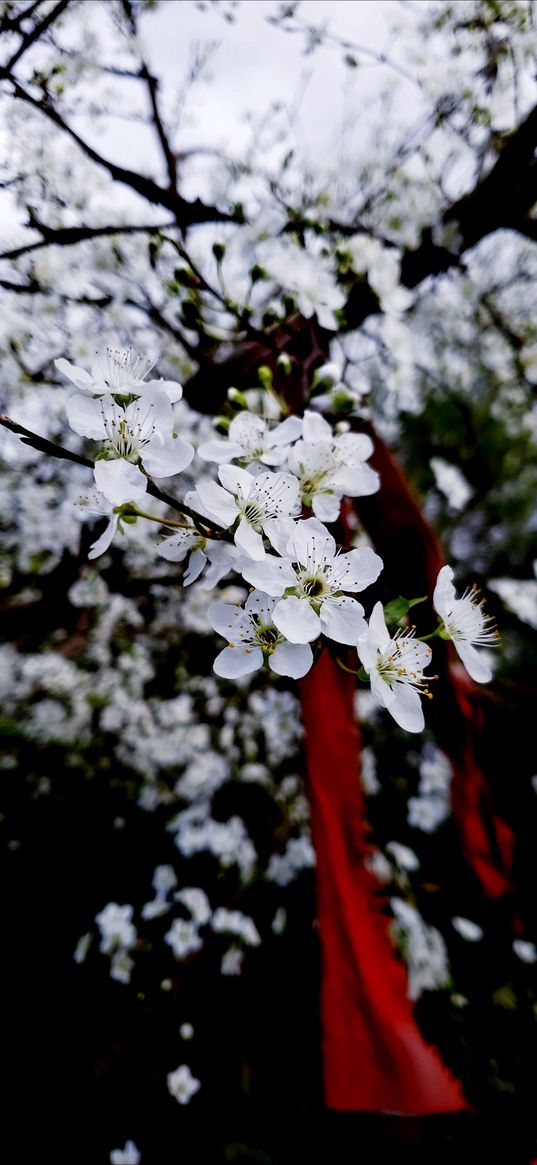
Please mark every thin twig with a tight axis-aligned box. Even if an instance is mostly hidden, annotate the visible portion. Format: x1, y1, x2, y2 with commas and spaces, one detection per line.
0, 413, 220, 532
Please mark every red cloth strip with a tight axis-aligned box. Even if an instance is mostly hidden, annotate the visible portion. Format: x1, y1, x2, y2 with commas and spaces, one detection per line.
300, 650, 469, 1113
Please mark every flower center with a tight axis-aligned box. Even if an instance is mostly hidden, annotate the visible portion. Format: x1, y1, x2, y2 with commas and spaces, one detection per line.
300, 576, 326, 598
96, 346, 155, 391
103, 400, 157, 461
377, 631, 434, 697
256, 624, 280, 649
446, 586, 499, 646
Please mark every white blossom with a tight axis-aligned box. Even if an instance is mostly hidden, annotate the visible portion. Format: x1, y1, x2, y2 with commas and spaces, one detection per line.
73, 488, 119, 559
241, 517, 382, 646
165, 918, 203, 960
96, 903, 136, 954
489, 575, 537, 632
267, 835, 316, 886
386, 841, 420, 871
141, 865, 178, 920
209, 590, 313, 679
197, 411, 302, 468
211, 908, 261, 946
167, 1064, 201, 1105
56, 347, 182, 402
196, 465, 300, 560
287, 410, 379, 522
391, 899, 450, 1000
513, 940, 537, 964
433, 565, 498, 683
451, 916, 484, 942
174, 887, 212, 926
110, 1141, 141, 1165
257, 238, 346, 330
158, 526, 239, 587
67, 391, 194, 504
430, 457, 473, 512
357, 602, 434, 733
221, 946, 244, 976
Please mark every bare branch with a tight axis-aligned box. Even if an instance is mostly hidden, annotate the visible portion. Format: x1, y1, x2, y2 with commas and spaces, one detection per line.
0, 413, 219, 530
120, 0, 178, 190
0, 215, 176, 262
0, 412, 93, 468
0, 0, 71, 78
5, 79, 243, 229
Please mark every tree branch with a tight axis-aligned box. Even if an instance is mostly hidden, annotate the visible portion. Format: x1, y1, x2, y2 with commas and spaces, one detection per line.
0, 413, 219, 531
0, 215, 176, 262
0, 0, 71, 78
402, 103, 537, 287
120, 0, 178, 191
5, 79, 243, 230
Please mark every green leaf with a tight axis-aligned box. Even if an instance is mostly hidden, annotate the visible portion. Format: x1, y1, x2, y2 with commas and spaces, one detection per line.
383, 595, 427, 624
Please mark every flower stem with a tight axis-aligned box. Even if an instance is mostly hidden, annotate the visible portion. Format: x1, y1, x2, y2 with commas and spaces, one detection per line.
335, 657, 369, 682
121, 505, 193, 530
418, 625, 443, 642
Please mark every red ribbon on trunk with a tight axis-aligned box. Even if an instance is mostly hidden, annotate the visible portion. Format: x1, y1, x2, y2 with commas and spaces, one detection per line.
300, 650, 469, 1113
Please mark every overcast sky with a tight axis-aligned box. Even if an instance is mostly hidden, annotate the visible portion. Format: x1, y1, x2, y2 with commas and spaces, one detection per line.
137, 1, 415, 168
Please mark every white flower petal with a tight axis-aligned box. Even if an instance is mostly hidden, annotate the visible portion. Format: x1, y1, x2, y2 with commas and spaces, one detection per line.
213, 645, 263, 678
389, 683, 425, 733
270, 416, 303, 445
368, 601, 391, 652
195, 480, 238, 526
208, 601, 252, 640
244, 590, 275, 621
66, 393, 107, 440
157, 530, 199, 562
239, 554, 297, 597
88, 515, 118, 559
73, 488, 113, 520
302, 410, 333, 443
93, 458, 147, 504
335, 431, 374, 463
235, 516, 265, 560
286, 517, 336, 565
273, 595, 321, 643
125, 390, 173, 436
218, 463, 255, 497
333, 463, 380, 497
370, 670, 395, 709
228, 412, 265, 445
270, 641, 313, 678
201, 543, 237, 588
142, 436, 194, 478
328, 546, 383, 593
183, 548, 207, 585
433, 565, 456, 623
55, 357, 94, 389
320, 596, 366, 644
142, 378, 183, 403
263, 517, 296, 557
455, 641, 492, 684
311, 492, 343, 523
197, 438, 244, 463
452, 916, 483, 942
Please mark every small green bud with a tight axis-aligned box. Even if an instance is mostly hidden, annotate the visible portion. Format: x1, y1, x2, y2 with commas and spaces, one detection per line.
212, 242, 226, 263
257, 365, 273, 390
214, 415, 231, 434
174, 266, 198, 288
227, 387, 249, 409
276, 353, 292, 376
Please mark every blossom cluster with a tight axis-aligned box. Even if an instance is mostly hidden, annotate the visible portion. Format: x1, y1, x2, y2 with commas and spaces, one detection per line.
54, 345, 499, 733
